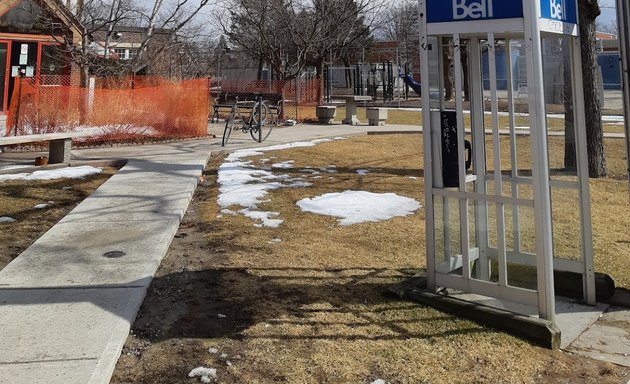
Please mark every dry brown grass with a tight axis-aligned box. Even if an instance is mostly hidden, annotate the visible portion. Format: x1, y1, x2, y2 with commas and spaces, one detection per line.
210, 135, 626, 383
112, 134, 629, 384
337, 107, 624, 133
0, 168, 117, 269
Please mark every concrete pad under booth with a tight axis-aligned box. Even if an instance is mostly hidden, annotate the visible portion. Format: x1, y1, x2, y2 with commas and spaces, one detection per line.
448, 292, 609, 349
566, 308, 630, 367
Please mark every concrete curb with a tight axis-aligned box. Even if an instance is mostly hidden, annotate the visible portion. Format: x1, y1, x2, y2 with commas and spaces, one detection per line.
388, 277, 561, 349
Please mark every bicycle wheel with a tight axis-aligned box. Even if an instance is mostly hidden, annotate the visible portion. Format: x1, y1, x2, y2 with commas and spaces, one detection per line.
222, 109, 237, 146
250, 102, 272, 142
250, 100, 269, 125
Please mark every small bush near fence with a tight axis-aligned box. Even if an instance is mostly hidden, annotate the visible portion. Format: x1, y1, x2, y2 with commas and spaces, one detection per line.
6, 75, 209, 144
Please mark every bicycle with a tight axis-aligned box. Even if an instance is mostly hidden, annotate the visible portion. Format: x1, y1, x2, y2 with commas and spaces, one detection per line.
221, 94, 278, 146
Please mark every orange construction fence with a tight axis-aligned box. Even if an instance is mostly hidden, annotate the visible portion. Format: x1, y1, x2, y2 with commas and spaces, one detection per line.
6, 75, 209, 144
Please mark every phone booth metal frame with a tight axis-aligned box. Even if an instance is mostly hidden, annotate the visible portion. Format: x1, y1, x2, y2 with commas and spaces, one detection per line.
419, 0, 595, 322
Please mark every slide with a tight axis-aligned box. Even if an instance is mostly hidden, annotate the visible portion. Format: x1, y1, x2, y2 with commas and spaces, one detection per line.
401, 74, 422, 97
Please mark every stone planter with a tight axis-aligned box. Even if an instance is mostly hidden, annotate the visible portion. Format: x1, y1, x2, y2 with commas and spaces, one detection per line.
316, 106, 336, 124
366, 108, 388, 126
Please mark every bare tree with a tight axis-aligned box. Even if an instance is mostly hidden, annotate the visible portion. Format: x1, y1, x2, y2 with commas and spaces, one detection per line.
564, 0, 607, 176
220, 0, 380, 81
40, 0, 213, 82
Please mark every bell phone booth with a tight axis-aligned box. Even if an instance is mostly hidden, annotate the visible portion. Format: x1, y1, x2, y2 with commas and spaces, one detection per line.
419, 0, 595, 323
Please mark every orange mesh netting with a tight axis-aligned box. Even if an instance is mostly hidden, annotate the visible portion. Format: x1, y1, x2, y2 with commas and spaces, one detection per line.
6, 75, 209, 144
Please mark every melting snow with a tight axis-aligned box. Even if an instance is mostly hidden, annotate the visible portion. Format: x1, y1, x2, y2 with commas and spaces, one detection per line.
0, 216, 16, 223
217, 138, 419, 228
33, 201, 54, 209
272, 160, 295, 169
297, 191, 421, 225
218, 139, 341, 227
0, 166, 102, 182
188, 367, 217, 383
356, 169, 369, 176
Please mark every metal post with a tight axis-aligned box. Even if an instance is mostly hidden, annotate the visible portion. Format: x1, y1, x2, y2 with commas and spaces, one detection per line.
418, 0, 435, 291
617, 0, 630, 202
524, 0, 556, 321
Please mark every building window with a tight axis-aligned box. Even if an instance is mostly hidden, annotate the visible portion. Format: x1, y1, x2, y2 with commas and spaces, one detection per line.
113, 48, 127, 59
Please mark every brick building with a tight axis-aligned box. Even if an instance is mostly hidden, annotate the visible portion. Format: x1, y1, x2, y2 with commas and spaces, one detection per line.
0, 0, 82, 114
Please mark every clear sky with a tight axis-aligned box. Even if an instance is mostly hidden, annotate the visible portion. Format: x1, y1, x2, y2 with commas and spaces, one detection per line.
598, 0, 617, 27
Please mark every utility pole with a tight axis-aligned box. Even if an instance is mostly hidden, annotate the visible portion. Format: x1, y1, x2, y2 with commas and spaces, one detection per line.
617, 0, 630, 201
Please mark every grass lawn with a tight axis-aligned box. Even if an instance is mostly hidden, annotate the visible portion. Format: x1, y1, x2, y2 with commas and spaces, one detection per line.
112, 134, 630, 384
0, 167, 117, 270
335, 107, 625, 134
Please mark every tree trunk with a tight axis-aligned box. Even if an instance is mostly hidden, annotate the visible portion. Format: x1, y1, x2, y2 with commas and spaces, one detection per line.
563, 39, 577, 171
256, 56, 264, 80
461, 44, 470, 102
442, 39, 454, 101
579, 0, 607, 177
318, 58, 325, 104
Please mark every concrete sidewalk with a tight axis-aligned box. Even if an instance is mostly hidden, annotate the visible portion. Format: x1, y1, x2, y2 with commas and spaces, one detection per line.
0, 123, 415, 384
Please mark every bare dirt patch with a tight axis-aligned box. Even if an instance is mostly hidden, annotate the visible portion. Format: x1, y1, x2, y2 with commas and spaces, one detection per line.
0, 167, 117, 270
111, 135, 629, 383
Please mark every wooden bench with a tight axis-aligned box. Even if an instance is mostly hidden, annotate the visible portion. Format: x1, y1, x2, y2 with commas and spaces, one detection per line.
211, 92, 284, 124
0, 132, 91, 164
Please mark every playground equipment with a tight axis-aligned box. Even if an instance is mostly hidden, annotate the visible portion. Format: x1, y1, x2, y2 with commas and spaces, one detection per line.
400, 74, 422, 97
419, 0, 595, 329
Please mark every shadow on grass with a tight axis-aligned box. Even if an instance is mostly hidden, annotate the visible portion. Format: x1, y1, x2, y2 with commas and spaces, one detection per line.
132, 265, 493, 344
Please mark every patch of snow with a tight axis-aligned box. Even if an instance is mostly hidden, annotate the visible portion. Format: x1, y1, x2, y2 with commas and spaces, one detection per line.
188, 367, 217, 383
0, 216, 16, 223
220, 353, 228, 359
268, 238, 282, 244
208, 348, 219, 354
408, 176, 418, 180
218, 314, 227, 318
371, 380, 387, 384
0, 166, 102, 182
218, 138, 337, 227
226, 140, 333, 162
356, 169, 369, 176
0, 164, 31, 171
296, 191, 421, 226
271, 160, 295, 169
286, 181, 312, 188
240, 209, 283, 228
300, 168, 321, 175
35, 200, 55, 209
